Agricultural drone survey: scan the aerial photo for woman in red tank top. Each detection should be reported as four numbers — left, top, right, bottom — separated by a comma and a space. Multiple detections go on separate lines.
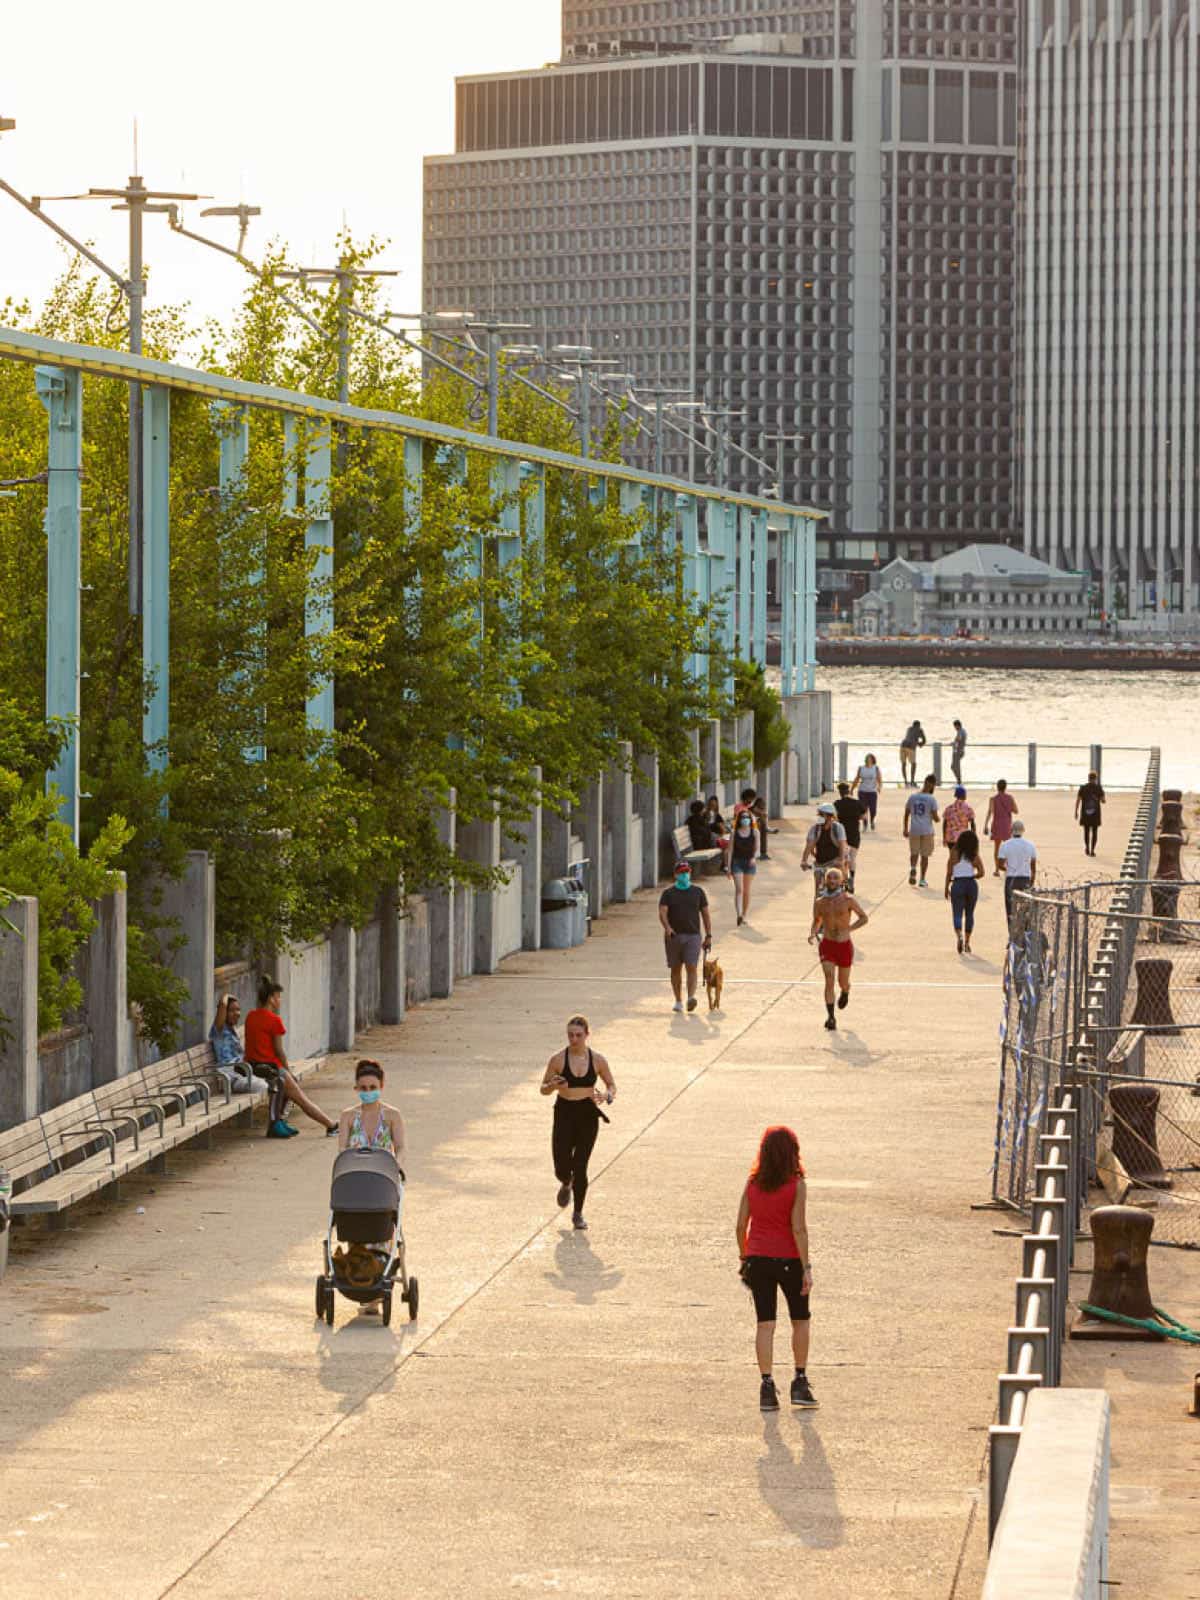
735, 1125, 816, 1411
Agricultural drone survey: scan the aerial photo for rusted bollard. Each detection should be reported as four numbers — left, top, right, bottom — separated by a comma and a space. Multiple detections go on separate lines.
1071, 1204, 1164, 1340
1110, 1083, 1172, 1188
1131, 957, 1179, 1034
1160, 799, 1184, 833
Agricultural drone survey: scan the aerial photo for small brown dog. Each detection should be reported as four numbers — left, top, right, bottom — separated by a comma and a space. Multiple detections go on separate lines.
703, 954, 724, 1011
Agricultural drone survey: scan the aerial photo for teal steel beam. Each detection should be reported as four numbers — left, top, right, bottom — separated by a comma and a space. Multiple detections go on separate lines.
803, 515, 818, 691
737, 505, 752, 662
714, 502, 735, 700
142, 384, 170, 774
0, 326, 827, 525
213, 401, 262, 763
677, 493, 703, 683
304, 425, 334, 737
519, 461, 545, 604
35, 364, 82, 842
752, 510, 768, 666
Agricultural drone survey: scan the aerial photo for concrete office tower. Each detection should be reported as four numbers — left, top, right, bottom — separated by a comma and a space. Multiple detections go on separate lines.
1019, 0, 1200, 618
424, 3, 1019, 561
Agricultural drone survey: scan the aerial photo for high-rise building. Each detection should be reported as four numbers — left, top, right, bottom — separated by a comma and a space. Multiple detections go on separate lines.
424, 3, 1020, 577
1018, 1, 1200, 618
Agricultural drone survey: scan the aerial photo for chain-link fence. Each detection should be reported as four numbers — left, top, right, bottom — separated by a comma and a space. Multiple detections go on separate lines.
989, 751, 1200, 1250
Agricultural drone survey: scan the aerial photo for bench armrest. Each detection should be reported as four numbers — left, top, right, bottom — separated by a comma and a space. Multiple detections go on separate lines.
159, 1077, 212, 1118
88, 1111, 141, 1150
55, 1123, 118, 1166
112, 1098, 167, 1135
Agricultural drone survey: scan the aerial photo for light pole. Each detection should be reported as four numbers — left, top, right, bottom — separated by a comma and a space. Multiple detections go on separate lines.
551, 346, 624, 456
762, 431, 805, 503
702, 407, 746, 489
0, 134, 206, 612
434, 313, 533, 437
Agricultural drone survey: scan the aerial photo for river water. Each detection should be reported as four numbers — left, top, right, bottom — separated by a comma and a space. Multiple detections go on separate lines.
815, 665, 1200, 792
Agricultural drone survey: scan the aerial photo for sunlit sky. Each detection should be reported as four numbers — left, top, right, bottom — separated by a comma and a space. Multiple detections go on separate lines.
1, 0, 560, 334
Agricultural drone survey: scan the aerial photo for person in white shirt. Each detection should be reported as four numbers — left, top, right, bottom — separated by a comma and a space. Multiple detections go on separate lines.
998, 819, 1037, 928
850, 753, 882, 830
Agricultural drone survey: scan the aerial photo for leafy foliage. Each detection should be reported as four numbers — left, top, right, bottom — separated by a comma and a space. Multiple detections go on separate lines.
734, 659, 792, 772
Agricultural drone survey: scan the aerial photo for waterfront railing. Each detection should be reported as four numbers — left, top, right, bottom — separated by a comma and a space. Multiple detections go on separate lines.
835, 739, 1153, 792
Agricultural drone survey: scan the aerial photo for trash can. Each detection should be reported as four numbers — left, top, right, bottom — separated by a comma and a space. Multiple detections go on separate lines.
541, 878, 577, 950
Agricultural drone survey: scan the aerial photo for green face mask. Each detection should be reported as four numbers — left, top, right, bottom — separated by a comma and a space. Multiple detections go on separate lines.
358, 1088, 382, 1104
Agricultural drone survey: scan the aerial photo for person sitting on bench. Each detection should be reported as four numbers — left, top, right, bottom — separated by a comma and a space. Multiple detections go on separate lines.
209, 993, 264, 1096
243, 978, 339, 1140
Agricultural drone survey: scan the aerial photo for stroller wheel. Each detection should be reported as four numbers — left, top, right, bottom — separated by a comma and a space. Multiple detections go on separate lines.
381, 1291, 393, 1328
314, 1276, 328, 1320
406, 1276, 419, 1322
323, 1284, 335, 1327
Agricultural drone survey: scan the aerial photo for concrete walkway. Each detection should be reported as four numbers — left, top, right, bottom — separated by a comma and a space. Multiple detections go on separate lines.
0, 785, 1136, 1599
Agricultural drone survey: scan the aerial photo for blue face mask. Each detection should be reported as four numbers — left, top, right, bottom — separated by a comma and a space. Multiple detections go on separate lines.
358, 1088, 382, 1104
675, 873, 692, 890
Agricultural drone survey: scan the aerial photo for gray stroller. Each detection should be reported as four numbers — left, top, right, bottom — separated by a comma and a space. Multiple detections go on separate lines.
315, 1148, 417, 1327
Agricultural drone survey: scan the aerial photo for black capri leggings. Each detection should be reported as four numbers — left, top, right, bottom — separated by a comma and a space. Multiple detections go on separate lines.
552, 1097, 600, 1212
860, 789, 878, 822
744, 1256, 811, 1323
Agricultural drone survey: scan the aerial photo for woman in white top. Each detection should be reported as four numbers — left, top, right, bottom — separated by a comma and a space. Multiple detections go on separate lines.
851, 754, 882, 830
944, 828, 985, 955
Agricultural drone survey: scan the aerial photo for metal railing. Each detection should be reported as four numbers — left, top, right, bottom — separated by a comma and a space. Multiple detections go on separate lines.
835, 739, 1153, 791
988, 1087, 1082, 1540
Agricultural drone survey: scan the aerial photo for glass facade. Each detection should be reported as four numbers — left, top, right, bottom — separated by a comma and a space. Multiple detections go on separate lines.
562, 2, 855, 58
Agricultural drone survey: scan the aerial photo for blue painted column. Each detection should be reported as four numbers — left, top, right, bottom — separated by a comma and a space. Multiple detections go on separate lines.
752, 509, 768, 666
213, 402, 262, 763
494, 459, 522, 681
677, 493, 703, 683
35, 364, 83, 842
803, 515, 818, 691
519, 461, 545, 584
142, 385, 171, 772
709, 502, 735, 700
782, 518, 799, 697
304, 425, 334, 737
437, 446, 471, 751
737, 505, 753, 662
403, 435, 423, 531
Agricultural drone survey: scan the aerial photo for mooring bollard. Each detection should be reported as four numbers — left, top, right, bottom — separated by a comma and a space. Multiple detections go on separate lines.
1110, 1083, 1172, 1189
1072, 1204, 1163, 1339
1130, 957, 1179, 1034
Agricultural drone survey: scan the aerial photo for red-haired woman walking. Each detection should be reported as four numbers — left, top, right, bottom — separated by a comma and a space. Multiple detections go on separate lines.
735, 1126, 816, 1411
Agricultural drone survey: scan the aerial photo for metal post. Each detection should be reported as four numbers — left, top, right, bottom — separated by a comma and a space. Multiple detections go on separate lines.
35, 364, 83, 842
142, 384, 170, 773
932, 741, 943, 785
127, 177, 145, 618
213, 401, 260, 764
1028, 741, 1038, 788
335, 262, 351, 473
579, 376, 592, 458
1090, 742, 1102, 780
486, 329, 500, 439
304, 425, 334, 737
738, 505, 752, 659
678, 494, 702, 682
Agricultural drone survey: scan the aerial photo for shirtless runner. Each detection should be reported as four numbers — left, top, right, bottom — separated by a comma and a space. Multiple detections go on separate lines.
807, 865, 869, 1031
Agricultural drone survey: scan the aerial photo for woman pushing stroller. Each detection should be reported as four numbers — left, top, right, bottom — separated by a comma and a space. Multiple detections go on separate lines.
338, 1059, 406, 1161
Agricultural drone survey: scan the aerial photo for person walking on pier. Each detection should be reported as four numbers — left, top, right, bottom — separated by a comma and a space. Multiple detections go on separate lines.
950, 720, 968, 785
730, 806, 760, 925
808, 865, 868, 1030
659, 861, 713, 1012
944, 829, 985, 955
802, 803, 849, 897
541, 1016, 615, 1231
834, 781, 867, 891
851, 751, 881, 829
998, 819, 1038, 929
735, 1124, 816, 1411
983, 778, 1018, 875
899, 720, 926, 787
1075, 771, 1106, 857
338, 1059, 406, 1160
941, 786, 975, 853
902, 775, 940, 888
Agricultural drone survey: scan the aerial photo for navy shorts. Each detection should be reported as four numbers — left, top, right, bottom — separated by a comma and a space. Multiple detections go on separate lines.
731, 859, 757, 876
744, 1256, 810, 1322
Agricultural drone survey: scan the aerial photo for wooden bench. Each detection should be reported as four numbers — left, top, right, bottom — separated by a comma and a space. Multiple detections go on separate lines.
0, 1044, 324, 1223
671, 823, 723, 875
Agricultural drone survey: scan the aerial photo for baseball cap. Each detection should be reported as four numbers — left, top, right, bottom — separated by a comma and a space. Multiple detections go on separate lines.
954, 785, 967, 799
817, 803, 836, 816
674, 859, 692, 872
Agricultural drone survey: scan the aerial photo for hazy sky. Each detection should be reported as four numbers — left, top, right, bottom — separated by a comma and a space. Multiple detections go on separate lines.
1, 0, 559, 335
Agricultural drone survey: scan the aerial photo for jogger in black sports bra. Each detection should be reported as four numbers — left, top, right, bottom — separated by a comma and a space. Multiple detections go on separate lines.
540, 1015, 617, 1231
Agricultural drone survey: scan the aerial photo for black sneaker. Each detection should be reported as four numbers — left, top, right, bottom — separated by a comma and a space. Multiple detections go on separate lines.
760, 1375, 780, 1411
908, 868, 917, 885
837, 990, 849, 1010
791, 1374, 818, 1408
556, 1182, 571, 1208
686, 996, 698, 1012
824, 1015, 836, 1031
572, 1212, 588, 1231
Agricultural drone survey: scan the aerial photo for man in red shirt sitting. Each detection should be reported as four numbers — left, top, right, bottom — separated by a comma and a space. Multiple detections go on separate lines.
243, 979, 338, 1139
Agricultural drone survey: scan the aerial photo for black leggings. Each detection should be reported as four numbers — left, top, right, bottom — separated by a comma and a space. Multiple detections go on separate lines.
552, 1099, 599, 1212
1083, 822, 1099, 852
745, 1257, 811, 1323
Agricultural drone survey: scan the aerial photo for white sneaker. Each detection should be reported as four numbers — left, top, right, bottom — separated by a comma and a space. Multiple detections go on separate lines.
672, 1000, 684, 1013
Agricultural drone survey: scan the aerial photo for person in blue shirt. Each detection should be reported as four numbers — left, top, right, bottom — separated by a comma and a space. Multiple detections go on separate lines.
209, 993, 261, 1095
